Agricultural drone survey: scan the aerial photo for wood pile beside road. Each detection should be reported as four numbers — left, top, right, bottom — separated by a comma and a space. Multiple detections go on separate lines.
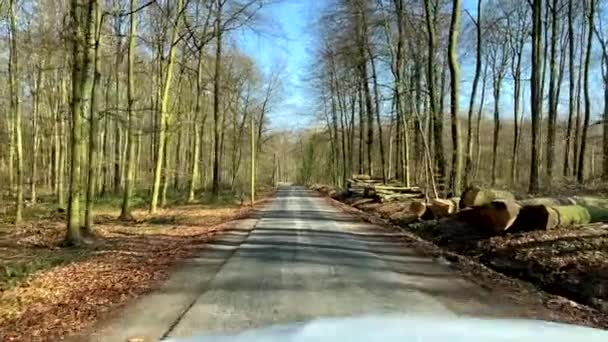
347, 175, 424, 203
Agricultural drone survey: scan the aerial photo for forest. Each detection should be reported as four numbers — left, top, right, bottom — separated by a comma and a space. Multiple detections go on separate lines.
0, 0, 299, 246
2, 0, 608, 339
299, 0, 608, 199
303, 0, 608, 329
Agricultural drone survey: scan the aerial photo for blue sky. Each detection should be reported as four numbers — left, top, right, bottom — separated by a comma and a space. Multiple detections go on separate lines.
238, 0, 604, 131
237, 0, 485, 130
239, 0, 326, 130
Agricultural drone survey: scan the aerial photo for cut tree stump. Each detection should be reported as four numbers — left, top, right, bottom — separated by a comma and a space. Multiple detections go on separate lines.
460, 186, 515, 208
409, 201, 428, 218
429, 198, 458, 218
480, 200, 521, 234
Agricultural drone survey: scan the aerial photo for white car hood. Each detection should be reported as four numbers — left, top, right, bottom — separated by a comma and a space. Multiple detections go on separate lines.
164, 315, 608, 341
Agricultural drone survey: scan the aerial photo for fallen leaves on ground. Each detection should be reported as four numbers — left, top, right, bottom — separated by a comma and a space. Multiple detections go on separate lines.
0, 201, 255, 341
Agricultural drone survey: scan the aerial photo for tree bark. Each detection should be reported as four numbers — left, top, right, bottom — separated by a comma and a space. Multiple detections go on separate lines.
66, 0, 94, 245
423, 0, 445, 188
212, 0, 224, 195
529, 0, 542, 193
120, 0, 137, 219
448, 0, 463, 196
84, 0, 102, 231
9, 0, 24, 224
150, 0, 183, 212
31, 65, 43, 204
546, 0, 559, 186
564, 0, 576, 177
577, 0, 595, 183
465, 0, 482, 188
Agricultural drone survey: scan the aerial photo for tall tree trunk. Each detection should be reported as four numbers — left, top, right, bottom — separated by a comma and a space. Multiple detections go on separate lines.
58, 75, 67, 208
9, 0, 23, 224
546, 0, 559, 186
188, 50, 206, 202
85, 0, 102, 231
465, 0, 482, 188
577, 0, 595, 183
423, 0, 445, 187
66, 0, 94, 245
212, 0, 223, 195
31, 65, 43, 204
120, 0, 137, 219
529, 0, 542, 193
603, 61, 608, 180
491, 73, 503, 186
368, 49, 386, 182
150, 0, 183, 212
511, 52, 522, 185
448, 0, 462, 196
474, 64, 488, 179
358, 84, 364, 174
250, 113, 256, 205
564, 0, 576, 177
573, 22, 585, 176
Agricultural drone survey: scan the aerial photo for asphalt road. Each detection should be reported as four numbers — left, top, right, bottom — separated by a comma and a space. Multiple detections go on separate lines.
88, 186, 529, 341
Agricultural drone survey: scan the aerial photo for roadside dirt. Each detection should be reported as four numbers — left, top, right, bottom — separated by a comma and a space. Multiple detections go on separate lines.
318, 188, 608, 330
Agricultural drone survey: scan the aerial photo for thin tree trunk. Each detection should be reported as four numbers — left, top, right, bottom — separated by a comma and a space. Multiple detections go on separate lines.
85, 0, 102, 231
9, 0, 23, 224
150, 0, 183, 212
491, 74, 503, 186
564, 0, 576, 177
577, 0, 595, 183
31, 65, 43, 204
58, 75, 67, 208
465, 0, 482, 188
546, 0, 559, 186
368, 49, 386, 182
511, 53, 522, 185
212, 0, 223, 195
188, 50, 206, 202
448, 0, 462, 196
474, 64, 488, 179
120, 0, 137, 219
358, 83, 364, 174
424, 0, 445, 187
529, 0, 542, 193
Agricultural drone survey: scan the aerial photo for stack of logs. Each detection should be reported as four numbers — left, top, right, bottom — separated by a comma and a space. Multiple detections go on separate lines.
347, 175, 424, 203
409, 186, 608, 235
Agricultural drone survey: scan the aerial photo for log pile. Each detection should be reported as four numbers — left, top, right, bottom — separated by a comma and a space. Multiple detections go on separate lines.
403, 185, 608, 235
346, 175, 424, 202
455, 187, 608, 235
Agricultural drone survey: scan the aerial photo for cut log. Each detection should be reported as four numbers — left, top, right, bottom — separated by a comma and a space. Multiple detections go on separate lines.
460, 186, 515, 208
519, 197, 577, 206
429, 198, 457, 218
512, 196, 608, 232
410, 201, 428, 218
373, 185, 422, 193
379, 193, 424, 202
352, 198, 375, 208
480, 200, 521, 234
352, 174, 371, 181
513, 205, 588, 231
389, 212, 420, 225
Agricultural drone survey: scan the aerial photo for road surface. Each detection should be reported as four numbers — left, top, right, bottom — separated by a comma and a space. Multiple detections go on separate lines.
88, 187, 531, 341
